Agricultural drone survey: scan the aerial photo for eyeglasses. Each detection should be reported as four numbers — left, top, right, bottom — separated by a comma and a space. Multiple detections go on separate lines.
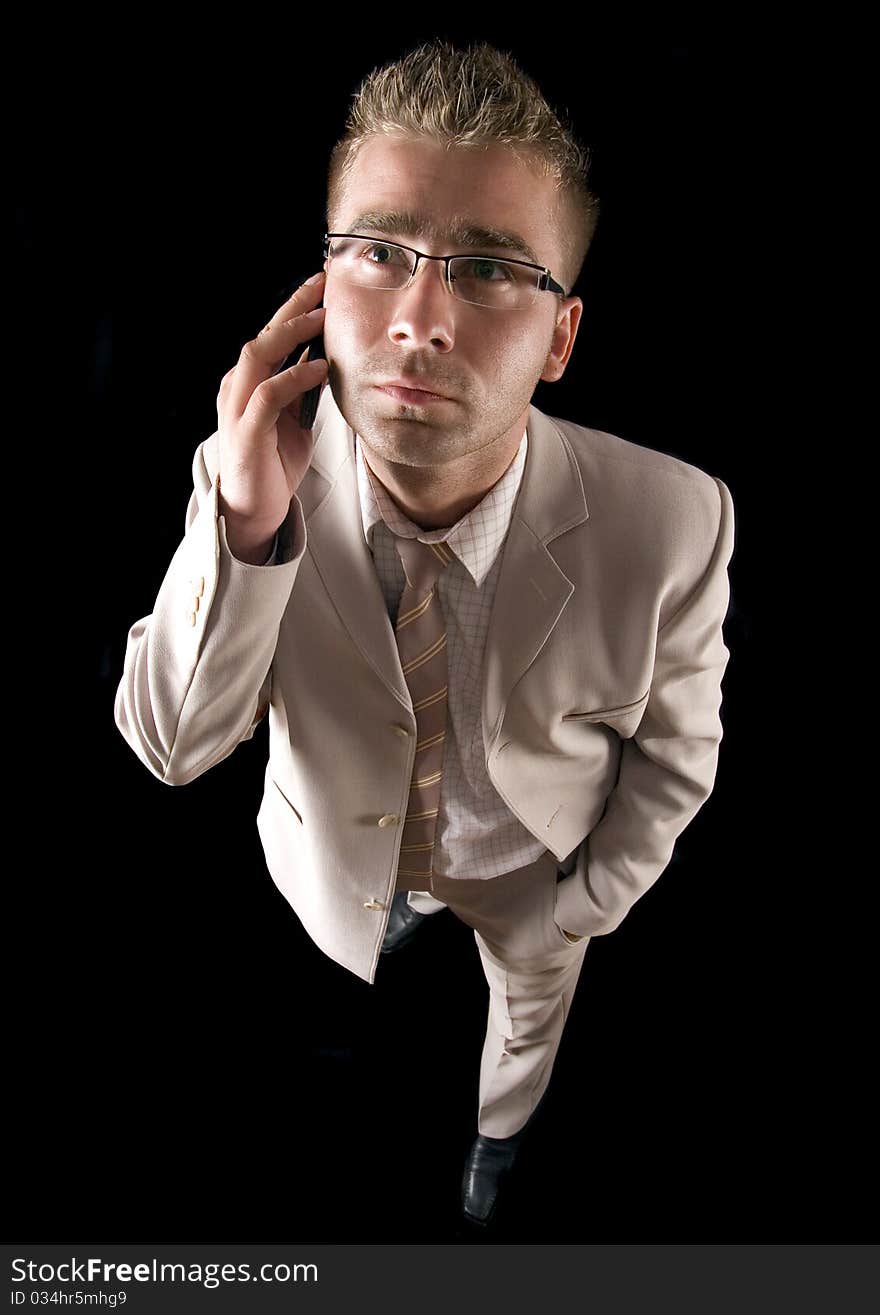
322, 233, 567, 310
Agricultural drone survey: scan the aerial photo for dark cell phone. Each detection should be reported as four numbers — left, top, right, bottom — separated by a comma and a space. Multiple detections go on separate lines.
274, 294, 325, 429
298, 303, 325, 430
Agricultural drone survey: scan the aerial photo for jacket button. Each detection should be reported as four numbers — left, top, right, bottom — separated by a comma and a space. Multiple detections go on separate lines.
186, 611, 197, 626
195, 576, 205, 597
392, 724, 411, 738
363, 899, 384, 910
377, 814, 399, 827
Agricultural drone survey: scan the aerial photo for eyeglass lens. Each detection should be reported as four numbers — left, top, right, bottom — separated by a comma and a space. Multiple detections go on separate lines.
325, 237, 539, 308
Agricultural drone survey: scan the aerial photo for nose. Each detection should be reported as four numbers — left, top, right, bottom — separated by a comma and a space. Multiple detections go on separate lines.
385, 256, 456, 352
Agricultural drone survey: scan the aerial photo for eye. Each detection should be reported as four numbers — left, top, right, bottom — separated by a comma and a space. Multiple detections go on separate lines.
361, 242, 408, 266
459, 258, 513, 282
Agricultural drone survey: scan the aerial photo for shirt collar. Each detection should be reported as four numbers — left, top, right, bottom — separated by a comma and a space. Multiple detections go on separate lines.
355, 427, 528, 588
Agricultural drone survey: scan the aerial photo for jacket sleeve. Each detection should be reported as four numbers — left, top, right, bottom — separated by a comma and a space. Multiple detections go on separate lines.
554, 475, 736, 938
113, 438, 307, 786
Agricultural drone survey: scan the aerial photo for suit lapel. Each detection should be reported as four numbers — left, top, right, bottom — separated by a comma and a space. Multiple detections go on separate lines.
480, 404, 590, 755
296, 390, 590, 736
297, 393, 412, 709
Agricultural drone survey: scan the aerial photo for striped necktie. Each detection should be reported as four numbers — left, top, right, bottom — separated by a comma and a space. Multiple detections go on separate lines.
391, 534, 456, 889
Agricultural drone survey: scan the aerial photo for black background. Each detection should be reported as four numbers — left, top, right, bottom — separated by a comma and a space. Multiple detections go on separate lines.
12, 33, 866, 1244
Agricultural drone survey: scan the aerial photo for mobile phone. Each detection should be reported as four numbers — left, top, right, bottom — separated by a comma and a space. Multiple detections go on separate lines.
298, 303, 325, 430
274, 296, 326, 430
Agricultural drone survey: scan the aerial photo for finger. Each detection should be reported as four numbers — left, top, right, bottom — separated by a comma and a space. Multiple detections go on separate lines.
269, 312, 326, 378
239, 348, 328, 442
217, 365, 236, 411
227, 271, 326, 421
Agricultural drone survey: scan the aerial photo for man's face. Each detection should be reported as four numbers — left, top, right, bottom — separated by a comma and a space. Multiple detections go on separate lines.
322, 136, 583, 472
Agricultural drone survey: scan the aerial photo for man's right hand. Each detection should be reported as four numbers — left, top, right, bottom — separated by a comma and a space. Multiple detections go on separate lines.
215, 269, 329, 561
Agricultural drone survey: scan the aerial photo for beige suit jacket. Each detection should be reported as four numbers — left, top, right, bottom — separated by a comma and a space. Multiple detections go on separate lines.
115, 387, 735, 984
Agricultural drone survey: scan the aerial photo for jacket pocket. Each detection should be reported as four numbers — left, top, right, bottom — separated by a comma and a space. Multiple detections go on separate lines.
561, 690, 650, 723
272, 777, 304, 826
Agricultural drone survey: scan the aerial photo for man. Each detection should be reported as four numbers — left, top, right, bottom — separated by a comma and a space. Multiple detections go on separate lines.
114, 40, 735, 1228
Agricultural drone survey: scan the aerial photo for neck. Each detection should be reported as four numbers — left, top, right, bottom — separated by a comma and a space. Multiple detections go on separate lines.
361, 430, 524, 531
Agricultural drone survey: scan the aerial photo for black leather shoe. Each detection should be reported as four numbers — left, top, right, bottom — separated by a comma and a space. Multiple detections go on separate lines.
381, 890, 436, 954
461, 1131, 526, 1226
460, 1092, 549, 1226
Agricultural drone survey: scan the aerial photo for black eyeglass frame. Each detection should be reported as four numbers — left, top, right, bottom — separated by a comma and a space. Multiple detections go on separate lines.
322, 232, 568, 305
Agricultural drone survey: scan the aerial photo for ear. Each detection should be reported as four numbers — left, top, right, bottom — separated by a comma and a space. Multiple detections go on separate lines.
540, 296, 584, 383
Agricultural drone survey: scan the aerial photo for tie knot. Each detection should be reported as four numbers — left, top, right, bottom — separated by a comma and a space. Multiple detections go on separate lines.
393, 535, 456, 593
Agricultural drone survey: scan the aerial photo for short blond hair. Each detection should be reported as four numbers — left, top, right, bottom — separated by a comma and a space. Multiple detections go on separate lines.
325, 39, 601, 296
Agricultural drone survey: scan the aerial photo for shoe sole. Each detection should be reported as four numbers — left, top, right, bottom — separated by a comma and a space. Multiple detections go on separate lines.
462, 1204, 495, 1227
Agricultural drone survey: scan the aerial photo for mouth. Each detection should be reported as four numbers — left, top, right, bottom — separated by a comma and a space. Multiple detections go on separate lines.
374, 384, 453, 406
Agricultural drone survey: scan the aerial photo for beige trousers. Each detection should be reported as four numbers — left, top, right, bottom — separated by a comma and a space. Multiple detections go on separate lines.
399, 849, 589, 1139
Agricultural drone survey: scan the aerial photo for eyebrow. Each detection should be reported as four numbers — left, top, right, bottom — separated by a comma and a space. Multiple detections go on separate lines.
343, 209, 543, 267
